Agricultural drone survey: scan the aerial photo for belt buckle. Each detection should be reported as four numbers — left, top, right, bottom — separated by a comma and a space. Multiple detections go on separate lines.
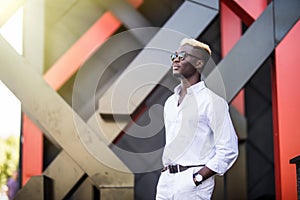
169, 165, 175, 173
169, 165, 174, 173
169, 165, 179, 173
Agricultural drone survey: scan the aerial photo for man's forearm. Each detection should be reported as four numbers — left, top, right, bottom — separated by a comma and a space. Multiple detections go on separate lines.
198, 166, 216, 181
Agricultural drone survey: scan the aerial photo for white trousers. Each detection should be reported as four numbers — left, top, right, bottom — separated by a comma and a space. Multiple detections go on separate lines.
156, 167, 214, 200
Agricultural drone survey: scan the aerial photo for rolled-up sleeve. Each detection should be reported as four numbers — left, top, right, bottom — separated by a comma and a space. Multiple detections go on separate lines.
205, 99, 239, 175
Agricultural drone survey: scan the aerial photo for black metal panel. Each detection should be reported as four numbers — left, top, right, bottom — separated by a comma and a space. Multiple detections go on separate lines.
198, 16, 222, 70
290, 156, 300, 200
245, 58, 275, 200
43, 136, 61, 170
274, 0, 300, 45
138, 0, 184, 27
205, 3, 275, 103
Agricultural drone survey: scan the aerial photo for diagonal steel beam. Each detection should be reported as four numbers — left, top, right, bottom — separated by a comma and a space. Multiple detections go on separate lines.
88, 113, 128, 143
274, 0, 300, 44
0, 35, 134, 195
99, 0, 219, 115
98, 0, 153, 45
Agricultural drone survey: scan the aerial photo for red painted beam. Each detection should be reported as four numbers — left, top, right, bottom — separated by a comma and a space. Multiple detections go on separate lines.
234, 0, 267, 20
22, 115, 43, 186
222, 0, 267, 26
272, 21, 300, 200
43, 12, 121, 90
220, 2, 244, 114
220, 0, 267, 114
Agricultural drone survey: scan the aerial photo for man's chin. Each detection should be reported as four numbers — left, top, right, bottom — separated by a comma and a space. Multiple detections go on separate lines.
173, 72, 183, 79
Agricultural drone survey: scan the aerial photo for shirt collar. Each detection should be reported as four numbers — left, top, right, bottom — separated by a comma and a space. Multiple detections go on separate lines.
174, 81, 206, 95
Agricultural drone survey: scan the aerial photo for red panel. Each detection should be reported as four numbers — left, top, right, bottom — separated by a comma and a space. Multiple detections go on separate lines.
220, 2, 244, 115
222, 0, 267, 26
235, 0, 267, 20
43, 12, 121, 90
22, 114, 43, 186
220, 2, 242, 56
273, 21, 300, 200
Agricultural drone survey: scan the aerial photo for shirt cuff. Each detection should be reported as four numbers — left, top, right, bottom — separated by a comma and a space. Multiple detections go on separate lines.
205, 160, 228, 176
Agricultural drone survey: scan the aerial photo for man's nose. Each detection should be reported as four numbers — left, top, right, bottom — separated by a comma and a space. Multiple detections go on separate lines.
173, 55, 180, 62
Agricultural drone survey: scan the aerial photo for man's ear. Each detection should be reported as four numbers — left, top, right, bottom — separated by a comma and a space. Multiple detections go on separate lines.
195, 60, 204, 72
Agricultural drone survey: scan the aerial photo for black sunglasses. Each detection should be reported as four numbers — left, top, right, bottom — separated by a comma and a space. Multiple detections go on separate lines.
170, 51, 199, 62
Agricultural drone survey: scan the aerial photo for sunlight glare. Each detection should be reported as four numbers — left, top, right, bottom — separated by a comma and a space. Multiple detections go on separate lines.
0, 7, 23, 55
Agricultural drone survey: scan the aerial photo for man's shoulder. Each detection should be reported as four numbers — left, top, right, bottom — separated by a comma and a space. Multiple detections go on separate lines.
202, 88, 228, 110
164, 93, 175, 105
204, 87, 227, 101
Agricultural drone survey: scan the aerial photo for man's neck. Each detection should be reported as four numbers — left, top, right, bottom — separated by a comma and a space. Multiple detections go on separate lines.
180, 75, 201, 93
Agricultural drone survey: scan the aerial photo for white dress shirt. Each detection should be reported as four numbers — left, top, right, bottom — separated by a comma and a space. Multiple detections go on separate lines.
162, 81, 238, 175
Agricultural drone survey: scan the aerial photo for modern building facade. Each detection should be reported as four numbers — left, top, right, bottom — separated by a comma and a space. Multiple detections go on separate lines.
0, 0, 300, 199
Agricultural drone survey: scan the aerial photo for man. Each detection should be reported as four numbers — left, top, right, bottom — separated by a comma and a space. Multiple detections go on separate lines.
156, 38, 239, 199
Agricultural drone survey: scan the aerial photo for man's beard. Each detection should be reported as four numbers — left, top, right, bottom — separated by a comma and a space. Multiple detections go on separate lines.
173, 68, 198, 80
173, 72, 184, 79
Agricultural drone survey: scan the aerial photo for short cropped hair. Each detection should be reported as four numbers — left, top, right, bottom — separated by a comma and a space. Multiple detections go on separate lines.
180, 38, 211, 66
180, 38, 212, 55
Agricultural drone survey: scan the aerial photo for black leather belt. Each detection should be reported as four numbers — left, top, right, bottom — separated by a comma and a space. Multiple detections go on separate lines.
161, 164, 204, 173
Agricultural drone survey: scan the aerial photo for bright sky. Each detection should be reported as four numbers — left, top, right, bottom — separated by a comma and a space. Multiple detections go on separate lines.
0, 81, 21, 138
0, 7, 23, 138
0, 7, 23, 54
